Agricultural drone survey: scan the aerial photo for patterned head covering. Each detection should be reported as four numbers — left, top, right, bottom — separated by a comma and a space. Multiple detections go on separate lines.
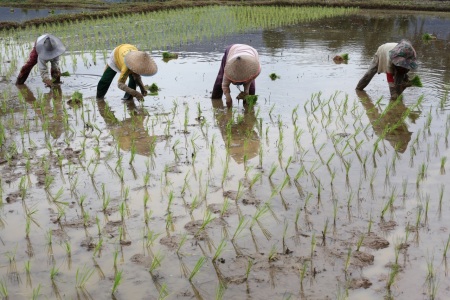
389, 40, 418, 70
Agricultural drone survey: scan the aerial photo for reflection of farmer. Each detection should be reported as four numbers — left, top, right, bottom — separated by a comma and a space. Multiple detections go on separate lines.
16, 34, 66, 87
356, 90, 416, 153
356, 40, 418, 100
211, 44, 261, 108
16, 84, 64, 139
97, 100, 158, 156
212, 99, 260, 164
96, 44, 157, 102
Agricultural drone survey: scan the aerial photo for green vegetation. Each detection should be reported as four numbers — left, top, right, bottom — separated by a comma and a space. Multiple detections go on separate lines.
269, 73, 280, 80
410, 75, 423, 87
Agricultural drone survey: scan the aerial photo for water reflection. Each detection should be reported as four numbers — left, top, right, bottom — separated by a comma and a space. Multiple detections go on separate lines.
211, 99, 260, 164
97, 100, 161, 156
17, 84, 64, 139
0, 7, 83, 23
356, 90, 418, 153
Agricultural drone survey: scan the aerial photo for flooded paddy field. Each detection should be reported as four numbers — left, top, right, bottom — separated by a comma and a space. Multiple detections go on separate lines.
0, 6, 450, 300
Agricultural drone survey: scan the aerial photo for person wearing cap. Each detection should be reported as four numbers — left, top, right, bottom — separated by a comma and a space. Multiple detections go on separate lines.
212, 44, 261, 108
16, 34, 66, 87
96, 44, 157, 101
356, 40, 418, 100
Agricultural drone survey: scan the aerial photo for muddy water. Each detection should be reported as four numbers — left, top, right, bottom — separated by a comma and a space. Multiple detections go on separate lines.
1, 9, 450, 300
0, 7, 85, 22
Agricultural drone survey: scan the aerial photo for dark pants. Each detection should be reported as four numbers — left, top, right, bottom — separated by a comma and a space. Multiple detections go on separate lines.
16, 44, 59, 84
96, 66, 136, 99
211, 45, 255, 99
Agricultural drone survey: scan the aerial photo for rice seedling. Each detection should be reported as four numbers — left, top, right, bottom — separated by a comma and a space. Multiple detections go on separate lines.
386, 263, 399, 292
76, 265, 94, 288
269, 73, 280, 80
250, 204, 272, 240
231, 216, 248, 242
321, 218, 329, 245
198, 209, 216, 233
440, 156, 447, 174
189, 256, 206, 282
220, 197, 230, 218
64, 241, 71, 258
213, 239, 227, 262
299, 262, 308, 287
268, 244, 278, 262
156, 282, 169, 300
443, 234, 450, 259
50, 265, 59, 280
162, 52, 178, 59
176, 234, 188, 256
215, 282, 226, 300
32, 284, 41, 300
344, 248, 352, 275
310, 233, 316, 259
356, 235, 365, 251
0, 280, 8, 298
111, 270, 123, 294
149, 251, 165, 273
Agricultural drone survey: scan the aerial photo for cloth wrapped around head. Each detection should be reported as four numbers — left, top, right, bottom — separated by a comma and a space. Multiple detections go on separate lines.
36, 34, 66, 60
224, 55, 261, 83
124, 51, 158, 76
389, 40, 418, 70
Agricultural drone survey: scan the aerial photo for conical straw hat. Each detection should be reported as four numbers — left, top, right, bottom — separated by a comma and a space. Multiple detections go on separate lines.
35, 34, 66, 61
224, 55, 260, 82
124, 51, 158, 76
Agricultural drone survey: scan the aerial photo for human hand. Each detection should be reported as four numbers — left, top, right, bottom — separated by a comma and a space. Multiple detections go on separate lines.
237, 91, 248, 100
43, 78, 53, 87
140, 88, 148, 97
136, 92, 144, 101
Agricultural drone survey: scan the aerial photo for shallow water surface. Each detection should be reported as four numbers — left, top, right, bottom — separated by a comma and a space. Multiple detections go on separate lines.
0, 7, 84, 22
0, 9, 450, 300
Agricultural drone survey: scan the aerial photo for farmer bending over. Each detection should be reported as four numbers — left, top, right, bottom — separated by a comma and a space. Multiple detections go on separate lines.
356, 40, 418, 100
16, 34, 66, 87
96, 44, 157, 101
212, 44, 261, 108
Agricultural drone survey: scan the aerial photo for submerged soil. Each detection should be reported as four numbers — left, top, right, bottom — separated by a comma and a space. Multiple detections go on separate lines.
0, 7, 450, 300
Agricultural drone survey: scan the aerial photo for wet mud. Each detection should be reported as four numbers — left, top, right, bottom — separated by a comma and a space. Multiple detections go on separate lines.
0, 8, 449, 300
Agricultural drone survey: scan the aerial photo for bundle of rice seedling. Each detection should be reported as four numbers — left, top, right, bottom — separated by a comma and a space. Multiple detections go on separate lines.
269, 73, 280, 80
410, 75, 423, 87
245, 95, 258, 106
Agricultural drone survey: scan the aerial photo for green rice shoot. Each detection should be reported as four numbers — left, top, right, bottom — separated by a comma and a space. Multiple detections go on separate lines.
411, 75, 423, 87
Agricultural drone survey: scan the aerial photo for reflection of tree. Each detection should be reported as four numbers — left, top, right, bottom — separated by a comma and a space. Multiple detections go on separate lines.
211, 99, 260, 164
17, 84, 64, 139
356, 90, 419, 153
97, 100, 160, 156
262, 28, 287, 54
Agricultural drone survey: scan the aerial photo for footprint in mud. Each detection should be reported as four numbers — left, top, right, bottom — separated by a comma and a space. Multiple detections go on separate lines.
352, 250, 374, 267
362, 233, 389, 250
348, 277, 372, 289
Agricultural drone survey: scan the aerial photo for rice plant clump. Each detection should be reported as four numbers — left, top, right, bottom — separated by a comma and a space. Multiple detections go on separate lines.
410, 75, 423, 87
269, 73, 280, 80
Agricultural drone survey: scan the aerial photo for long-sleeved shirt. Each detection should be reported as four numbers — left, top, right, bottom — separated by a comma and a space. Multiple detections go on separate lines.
374, 43, 397, 74
107, 44, 138, 84
36, 34, 60, 81
222, 44, 260, 97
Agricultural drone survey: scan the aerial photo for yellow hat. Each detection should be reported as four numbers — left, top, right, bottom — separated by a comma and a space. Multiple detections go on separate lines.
124, 51, 158, 76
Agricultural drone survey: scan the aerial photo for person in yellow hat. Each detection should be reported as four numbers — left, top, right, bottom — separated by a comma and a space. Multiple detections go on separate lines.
16, 34, 66, 87
211, 44, 261, 108
96, 44, 157, 101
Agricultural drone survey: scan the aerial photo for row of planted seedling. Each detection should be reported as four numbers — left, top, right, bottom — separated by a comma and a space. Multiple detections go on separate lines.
0, 6, 359, 81
1, 88, 450, 299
